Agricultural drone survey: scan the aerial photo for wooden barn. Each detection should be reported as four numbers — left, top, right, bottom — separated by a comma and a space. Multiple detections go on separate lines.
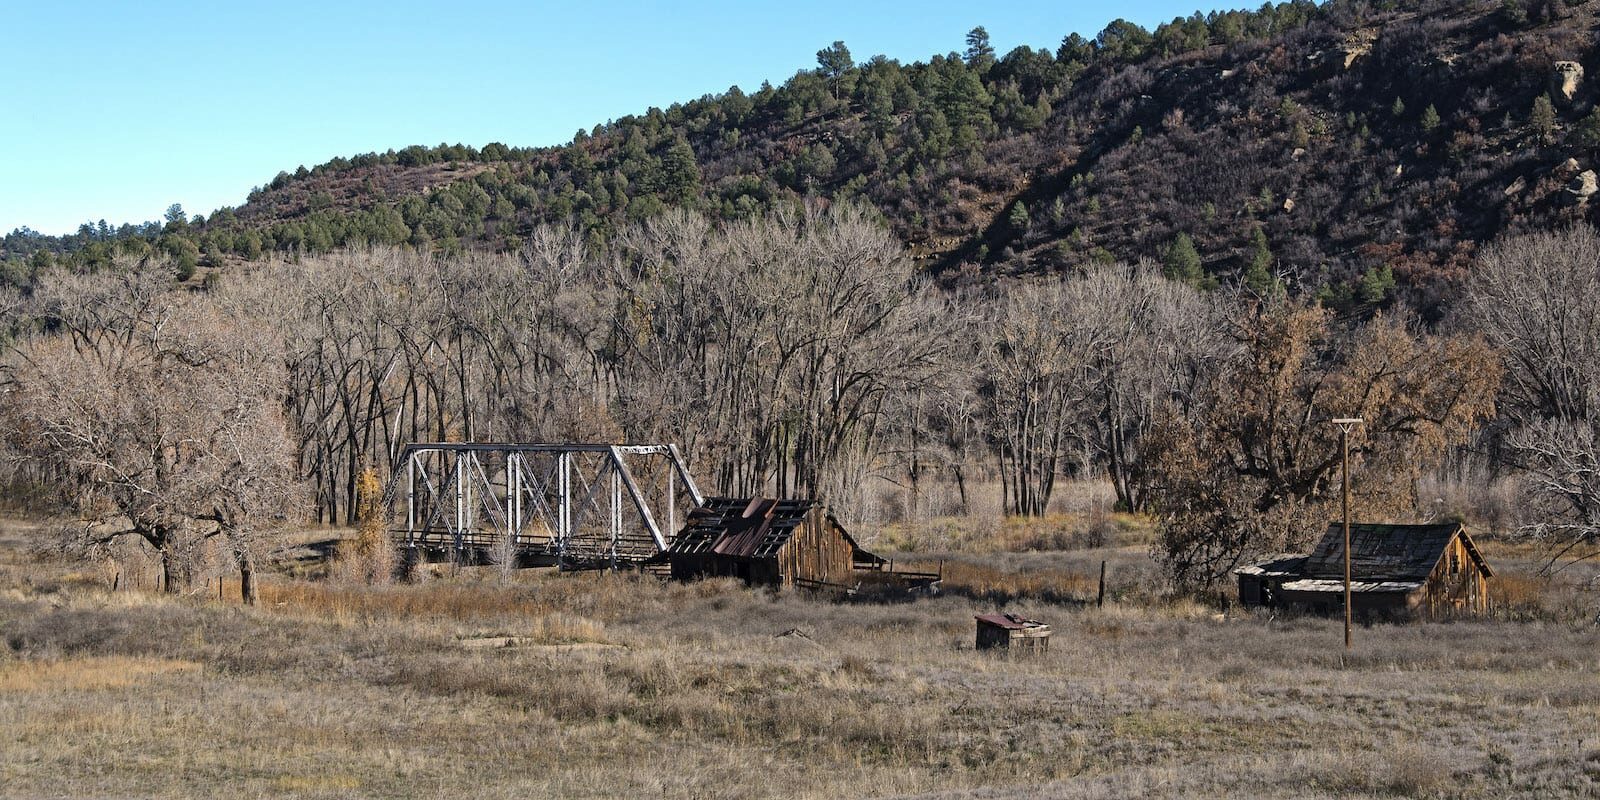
1235, 522, 1493, 617
658, 497, 882, 588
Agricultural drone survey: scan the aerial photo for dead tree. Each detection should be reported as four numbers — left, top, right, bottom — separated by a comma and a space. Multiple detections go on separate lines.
1467, 226, 1600, 565
978, 277, 1106, 516
3, 265, 302, 600
1077, 263, 1221, 513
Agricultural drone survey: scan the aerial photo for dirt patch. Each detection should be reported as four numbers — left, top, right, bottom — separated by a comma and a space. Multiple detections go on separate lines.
456, 637, 622, 652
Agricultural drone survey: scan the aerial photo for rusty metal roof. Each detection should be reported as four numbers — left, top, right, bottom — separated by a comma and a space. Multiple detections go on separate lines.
665, 496, 820, 559
975, 613, 1048, 630
1299, 522, 1490, 582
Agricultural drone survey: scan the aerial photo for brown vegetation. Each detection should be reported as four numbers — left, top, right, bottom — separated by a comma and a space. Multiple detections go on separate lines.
20, 219, 1600, 603
1147, 299, 1501, 589
1, 270, 300, 602
331, 467, 395, 585
0, 517, 1596, 798
11, 208, 1600, 603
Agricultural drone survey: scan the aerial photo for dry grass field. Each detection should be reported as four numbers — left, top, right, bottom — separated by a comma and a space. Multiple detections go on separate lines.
2, 514, 1599, 799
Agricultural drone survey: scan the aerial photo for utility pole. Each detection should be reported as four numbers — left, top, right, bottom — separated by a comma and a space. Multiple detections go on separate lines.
1332, 418, 1363, 650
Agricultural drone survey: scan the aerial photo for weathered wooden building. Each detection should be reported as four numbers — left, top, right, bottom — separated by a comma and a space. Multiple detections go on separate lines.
975, 613, 1052, 651
658, 497, 882, 588
1236, 522, 1493, 617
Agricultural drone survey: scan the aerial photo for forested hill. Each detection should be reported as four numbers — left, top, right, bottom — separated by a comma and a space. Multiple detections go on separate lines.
9, 0, 1600, 315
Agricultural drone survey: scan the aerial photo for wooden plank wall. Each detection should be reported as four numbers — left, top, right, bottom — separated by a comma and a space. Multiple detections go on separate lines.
1424, 534, 1490, 615
777, 507, 853, 586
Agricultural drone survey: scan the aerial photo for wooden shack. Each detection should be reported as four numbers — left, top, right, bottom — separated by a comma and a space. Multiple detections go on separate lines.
975, 613, 1051, 651
1235, 522, 1493, 617
659, 497, 881, 588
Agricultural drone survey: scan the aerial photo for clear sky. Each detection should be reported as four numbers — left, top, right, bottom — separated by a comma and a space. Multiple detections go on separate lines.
3, 1, 1224, 235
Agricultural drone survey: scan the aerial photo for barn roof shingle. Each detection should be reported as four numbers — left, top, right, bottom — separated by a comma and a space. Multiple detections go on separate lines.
1299, 522, 1492, 582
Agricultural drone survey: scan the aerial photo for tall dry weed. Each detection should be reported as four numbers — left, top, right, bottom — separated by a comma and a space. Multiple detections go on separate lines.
331, 467, 394, 585
907, 559, 1098, 604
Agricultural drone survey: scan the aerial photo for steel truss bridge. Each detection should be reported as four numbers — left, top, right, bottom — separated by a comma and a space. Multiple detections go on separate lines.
388, 443, 704, 570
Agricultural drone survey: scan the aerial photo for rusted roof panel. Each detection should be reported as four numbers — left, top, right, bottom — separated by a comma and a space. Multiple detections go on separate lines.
975, 613, 1047, 630
665, 496, 819, 558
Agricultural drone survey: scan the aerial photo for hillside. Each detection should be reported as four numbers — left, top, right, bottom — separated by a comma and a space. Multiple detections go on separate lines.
9, 0, 1600, 315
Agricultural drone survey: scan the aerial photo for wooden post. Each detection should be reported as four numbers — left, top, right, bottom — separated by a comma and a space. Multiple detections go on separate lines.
1097, 560, 1107, 608
1342, 427, 1351, 649
1332, 417, 1362, 650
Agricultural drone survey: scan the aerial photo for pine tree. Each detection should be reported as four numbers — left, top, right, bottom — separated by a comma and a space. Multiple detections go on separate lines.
1243, 227, 1279, 295
1359, 265, 1395, 304
816, 41, 853, 100
1163, 233, 1203, 285
1573, 108, 1600, 147
1096, 19, 1152, 61
939, 67, 993, 132
1420, 104, 1441, 133
660, 136, 702, 202
1292, 120, 1311, 149
1008, 201, 1030, 234
965, 26, 995, 69
1531, 94, 1557, 144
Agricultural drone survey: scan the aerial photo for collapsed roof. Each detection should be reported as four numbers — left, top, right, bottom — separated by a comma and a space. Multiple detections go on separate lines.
663, 496, 879, 563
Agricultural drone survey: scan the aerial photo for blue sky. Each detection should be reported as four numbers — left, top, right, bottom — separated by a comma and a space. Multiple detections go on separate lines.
3, 1, 1224, 235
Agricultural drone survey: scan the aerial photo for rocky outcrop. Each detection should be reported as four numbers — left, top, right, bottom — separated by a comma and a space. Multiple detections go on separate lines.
1553, 61, 1584, 104
1342, 29, 1378, 69
1567, 169, 1597, 204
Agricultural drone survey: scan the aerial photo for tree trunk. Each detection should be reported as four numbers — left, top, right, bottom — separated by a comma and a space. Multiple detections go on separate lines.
161, 551, 171, 593
161, 548, 182, 594
239, 551, 259, 605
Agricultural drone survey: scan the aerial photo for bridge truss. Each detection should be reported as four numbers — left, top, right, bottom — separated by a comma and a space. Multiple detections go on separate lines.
389, 443, 704, 569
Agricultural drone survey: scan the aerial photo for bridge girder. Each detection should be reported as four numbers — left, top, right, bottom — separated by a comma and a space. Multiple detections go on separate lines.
387, 442, 703, 569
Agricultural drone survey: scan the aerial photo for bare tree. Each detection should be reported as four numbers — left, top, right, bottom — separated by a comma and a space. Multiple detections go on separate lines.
611, 204, 955, 504
1077, 263, 1221, 513
1466, 226, 1600, 564
970, 264, 1217, 518
2, 265, 301, 601
977, 277, 1107, 516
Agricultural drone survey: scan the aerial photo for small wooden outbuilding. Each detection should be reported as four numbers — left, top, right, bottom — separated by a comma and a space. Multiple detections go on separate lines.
1236, 521, 1493, 617
659, 497, 881, 588
975, 613, 1051, 651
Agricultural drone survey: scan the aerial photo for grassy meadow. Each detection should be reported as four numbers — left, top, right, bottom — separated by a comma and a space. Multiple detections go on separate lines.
1, 511, 1598, 799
